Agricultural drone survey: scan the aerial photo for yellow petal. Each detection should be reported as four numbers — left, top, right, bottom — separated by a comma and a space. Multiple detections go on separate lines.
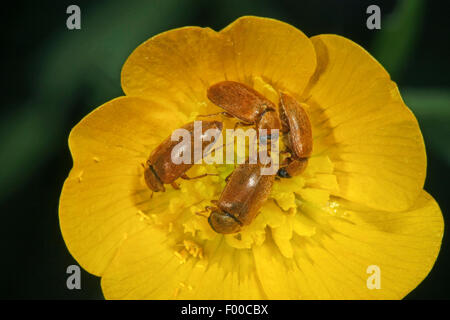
121, 17, 317, 116
220, 16, 317, 95
272, 217, 294, 258
121, 27, 229, 115
297, 187, 330, 206
59, 97, 188, 276
101, 228, 265, 299
253, 191, 443, 299
292, 214, 316, 237
307, 34, 426, 211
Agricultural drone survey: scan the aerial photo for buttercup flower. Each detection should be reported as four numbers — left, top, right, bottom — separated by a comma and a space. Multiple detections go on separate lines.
59, 16, 443, 299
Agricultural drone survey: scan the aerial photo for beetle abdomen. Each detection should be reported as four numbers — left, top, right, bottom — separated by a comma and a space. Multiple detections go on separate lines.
149, 120, 223, 184
207, 81, 275, 123
216, 163, 275, 227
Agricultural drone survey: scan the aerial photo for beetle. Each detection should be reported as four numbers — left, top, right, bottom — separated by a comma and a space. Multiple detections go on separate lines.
204, 81, 281, 139
206, 163, 275, 234
143, 120, 223, 193
277, 92, 313, 178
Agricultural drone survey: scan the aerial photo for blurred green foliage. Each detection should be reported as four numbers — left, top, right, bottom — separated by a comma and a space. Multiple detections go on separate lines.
372, 0, 425, 79
1, 0, 197, 201
403, 89, 450, 165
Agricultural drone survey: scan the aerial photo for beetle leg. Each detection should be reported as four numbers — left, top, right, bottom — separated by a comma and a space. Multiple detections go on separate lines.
280, 155, 294, 166
171, 182, 180, 190
195, 211, 208, 218
197, 111, 233, 118
180, 173, 219, 180
196, 205, 214, 218
224, 172, 233, 182
233, 121, 253, 130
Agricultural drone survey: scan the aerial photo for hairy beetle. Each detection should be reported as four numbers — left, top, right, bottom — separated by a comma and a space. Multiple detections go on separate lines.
277, 92, 313, 178
143, 120, 223, 192
207, 163, 275, 234
205, 81, 281, 139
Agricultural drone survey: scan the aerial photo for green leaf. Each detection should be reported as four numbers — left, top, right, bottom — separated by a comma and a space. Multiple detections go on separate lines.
372, 0, 425, 79
0, 0, 198, 202
402, 87, 450, 165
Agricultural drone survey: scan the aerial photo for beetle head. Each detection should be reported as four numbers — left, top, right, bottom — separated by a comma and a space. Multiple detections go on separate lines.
277, 167, 291, 178
143, 161, 165, 192
208, 208, 241, 234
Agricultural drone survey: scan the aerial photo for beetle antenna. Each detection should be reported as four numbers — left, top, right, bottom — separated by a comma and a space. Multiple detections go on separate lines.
195, 211, 208, 218
196, 206, 214, 218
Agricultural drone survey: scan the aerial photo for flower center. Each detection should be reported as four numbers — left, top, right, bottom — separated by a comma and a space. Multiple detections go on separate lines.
137, 76, 339, 259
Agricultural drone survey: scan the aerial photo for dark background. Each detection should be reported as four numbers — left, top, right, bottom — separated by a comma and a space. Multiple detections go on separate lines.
0, 0, 449, 299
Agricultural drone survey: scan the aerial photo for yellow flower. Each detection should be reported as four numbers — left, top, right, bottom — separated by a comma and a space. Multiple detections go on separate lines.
59, 16, 443, 299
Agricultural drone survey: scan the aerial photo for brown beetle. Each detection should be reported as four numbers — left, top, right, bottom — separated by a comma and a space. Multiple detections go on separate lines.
205, 81, 281, 139
143, 120, 223, 192
207, 163, 275, 234
277, 92, 313, 178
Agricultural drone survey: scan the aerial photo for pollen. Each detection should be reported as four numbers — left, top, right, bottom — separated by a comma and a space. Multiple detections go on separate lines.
173, 240, 204, 264
173, 287, 180, 298
183, 240, 204, 259
325, 200, 342, 216
136, 210, 149, 222
77, 170, 84, 182
174, 249, 188, 264
150, 214, 162, 225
